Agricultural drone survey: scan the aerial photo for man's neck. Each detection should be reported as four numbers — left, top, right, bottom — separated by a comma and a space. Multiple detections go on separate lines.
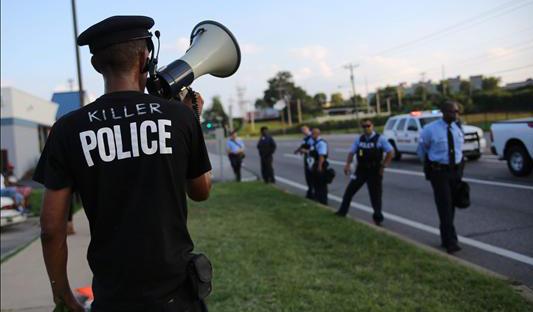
103, 72, 144, 94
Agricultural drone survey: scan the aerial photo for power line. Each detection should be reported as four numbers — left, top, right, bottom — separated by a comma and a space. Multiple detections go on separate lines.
374, 0, 532, 57
489, 64, 533, 74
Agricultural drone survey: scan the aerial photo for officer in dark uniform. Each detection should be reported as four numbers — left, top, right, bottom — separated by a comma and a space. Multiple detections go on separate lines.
34, 16, 212, 311
294, 125, 314, 198
308, 128, 329, 204
417, 101, 464, 254
335, 119, 393, 225
257, 126, 277, 183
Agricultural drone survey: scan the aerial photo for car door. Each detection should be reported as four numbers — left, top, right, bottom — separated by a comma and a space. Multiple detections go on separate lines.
394, 118, 408, 152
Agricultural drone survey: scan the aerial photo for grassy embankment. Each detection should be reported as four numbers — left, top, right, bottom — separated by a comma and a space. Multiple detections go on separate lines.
188, 182, 532, 311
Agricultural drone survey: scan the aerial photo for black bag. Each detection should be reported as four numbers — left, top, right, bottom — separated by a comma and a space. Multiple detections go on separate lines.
454, 180, 470, 209
325, 167, 336, 184
187, 253, 213, 300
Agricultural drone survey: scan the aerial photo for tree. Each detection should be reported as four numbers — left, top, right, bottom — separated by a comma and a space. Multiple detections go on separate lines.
202, 96, 228, 126
482, 77, 500, 91
330, 92, 344, 106
261, 71, 321, 118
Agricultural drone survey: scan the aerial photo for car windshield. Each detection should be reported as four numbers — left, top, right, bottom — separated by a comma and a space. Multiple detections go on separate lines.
420, 117, 440, 127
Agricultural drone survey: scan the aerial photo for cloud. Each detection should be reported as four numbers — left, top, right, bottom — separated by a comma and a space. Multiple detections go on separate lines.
161, 37, 190, 54
242, 43, 263, 55
290, 45, 334, 78
293, 67, 313, 80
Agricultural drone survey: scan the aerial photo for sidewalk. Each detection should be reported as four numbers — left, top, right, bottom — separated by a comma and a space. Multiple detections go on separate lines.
1, 211, 92, 311
208, 152, 257, 182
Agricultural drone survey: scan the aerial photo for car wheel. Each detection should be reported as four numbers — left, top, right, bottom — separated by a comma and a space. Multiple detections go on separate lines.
391, 141, 402, 161
466, 154, 481, 161
506, 145, 532, 177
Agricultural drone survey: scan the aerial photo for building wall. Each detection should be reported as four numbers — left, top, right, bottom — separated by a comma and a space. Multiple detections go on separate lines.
0, 121, 40, 178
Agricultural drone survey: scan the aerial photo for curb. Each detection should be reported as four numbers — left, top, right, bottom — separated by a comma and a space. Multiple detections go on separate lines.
272, 184, 533, 304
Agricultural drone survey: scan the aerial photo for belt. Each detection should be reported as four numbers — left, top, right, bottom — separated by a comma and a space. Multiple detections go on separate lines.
429, 162, 459, 170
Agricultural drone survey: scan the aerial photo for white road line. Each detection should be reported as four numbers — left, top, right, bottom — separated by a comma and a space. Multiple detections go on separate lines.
275, 175, 533, 267
283, 154, 533, 191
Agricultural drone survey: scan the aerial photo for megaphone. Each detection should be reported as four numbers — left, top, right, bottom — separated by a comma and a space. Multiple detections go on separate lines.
147, 20, 241, 99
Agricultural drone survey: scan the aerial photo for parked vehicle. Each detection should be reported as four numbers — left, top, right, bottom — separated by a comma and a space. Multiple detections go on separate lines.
383, 111, 486, 161
1, 197, 27, 228
490, 118, 533, 177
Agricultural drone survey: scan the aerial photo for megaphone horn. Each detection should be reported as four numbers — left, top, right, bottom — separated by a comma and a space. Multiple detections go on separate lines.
148, 20, 241, 99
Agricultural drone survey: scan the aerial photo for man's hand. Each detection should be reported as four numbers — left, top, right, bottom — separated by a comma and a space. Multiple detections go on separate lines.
54, 290, 84, 312
344, 163, 351, 176
379, 166, 385, 176
182, 90, 204, 115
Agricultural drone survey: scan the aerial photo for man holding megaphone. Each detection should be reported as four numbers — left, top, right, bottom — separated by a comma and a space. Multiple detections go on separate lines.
34, 15, 240, 311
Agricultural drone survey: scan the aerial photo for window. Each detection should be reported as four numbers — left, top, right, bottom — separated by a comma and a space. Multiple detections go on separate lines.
407, 119, 418, 131
419, 117, 439, 128
396, 118, 406, 131
385, 119, 397, 130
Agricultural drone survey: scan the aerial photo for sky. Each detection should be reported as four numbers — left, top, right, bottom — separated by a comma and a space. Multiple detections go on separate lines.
1, 0, 532, 116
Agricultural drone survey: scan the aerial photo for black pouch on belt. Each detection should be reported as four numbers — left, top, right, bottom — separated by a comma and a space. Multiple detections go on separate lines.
187, 253, 213, 300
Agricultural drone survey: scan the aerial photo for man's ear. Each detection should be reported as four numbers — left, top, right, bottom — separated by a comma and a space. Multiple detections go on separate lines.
140, 49, 150, 74
91, 56, 102, 74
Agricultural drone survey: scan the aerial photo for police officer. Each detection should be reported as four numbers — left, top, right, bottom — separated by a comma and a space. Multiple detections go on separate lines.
309, 128, 329, 204
294, 125, 314, 198
417, 101, 464, 254
257, 126, 277, 183
335, 119, 393, 225
34, 16, 212, 311
227, 130, 245, 181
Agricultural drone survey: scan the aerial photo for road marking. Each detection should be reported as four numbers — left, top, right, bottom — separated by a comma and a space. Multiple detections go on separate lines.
275, 175, 533, 267
283, 154, 533, 191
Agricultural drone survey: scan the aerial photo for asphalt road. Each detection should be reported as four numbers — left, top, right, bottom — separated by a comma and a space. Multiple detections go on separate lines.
207, 134, 533, 288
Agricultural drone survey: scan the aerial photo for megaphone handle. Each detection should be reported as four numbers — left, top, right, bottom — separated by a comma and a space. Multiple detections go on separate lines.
186, 87, 201, 122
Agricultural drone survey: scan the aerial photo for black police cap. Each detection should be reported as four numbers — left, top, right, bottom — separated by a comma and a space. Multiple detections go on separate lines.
77, 16, 154, 53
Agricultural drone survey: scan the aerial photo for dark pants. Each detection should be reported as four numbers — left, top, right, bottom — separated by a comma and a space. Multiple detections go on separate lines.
312, 170, 328, 205
337, 170, 383, 223
304, 158, 314, 199
260, 154, 275, 183
429, 167, 461, 248
228, 154, 242, 182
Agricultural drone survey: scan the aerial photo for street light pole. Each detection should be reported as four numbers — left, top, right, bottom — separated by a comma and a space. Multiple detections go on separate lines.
71, 0, 84, 107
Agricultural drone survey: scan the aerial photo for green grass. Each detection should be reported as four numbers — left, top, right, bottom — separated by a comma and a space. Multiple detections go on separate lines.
27, 188, 81, 217
188, 182, 532, 312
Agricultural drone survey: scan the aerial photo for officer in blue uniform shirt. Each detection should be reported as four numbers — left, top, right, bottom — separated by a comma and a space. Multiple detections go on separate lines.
336, 119, 393, 225
308, 128, 329, 204
227, 130, 245, 181
417, 101, 464, 254
294, 125, 314, 198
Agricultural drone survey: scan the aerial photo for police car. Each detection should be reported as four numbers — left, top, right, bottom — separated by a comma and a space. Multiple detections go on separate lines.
383, 110, 486, 161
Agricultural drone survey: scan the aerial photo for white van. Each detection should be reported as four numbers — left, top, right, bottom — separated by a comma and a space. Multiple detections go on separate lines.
383, 111, 486, 161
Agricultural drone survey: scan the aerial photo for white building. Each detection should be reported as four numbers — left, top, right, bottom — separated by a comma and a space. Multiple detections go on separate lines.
504, 78, 533, 90
1, 87, 58, 179
470, 75, 483, 91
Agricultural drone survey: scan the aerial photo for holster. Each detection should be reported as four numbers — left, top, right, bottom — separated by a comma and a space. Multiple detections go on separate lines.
187, 253, 213, 300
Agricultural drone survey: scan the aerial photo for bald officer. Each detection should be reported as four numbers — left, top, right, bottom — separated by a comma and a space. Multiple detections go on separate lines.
34, 16, 212, 311
418, 101, 464, 254
309, 128, 329, 205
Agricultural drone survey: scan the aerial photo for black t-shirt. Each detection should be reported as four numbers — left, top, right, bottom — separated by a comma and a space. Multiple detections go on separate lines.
33, 91, 211, 309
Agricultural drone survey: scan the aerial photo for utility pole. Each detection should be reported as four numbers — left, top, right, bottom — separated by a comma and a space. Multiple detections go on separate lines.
276, 80, 292, 128
441, 65, 447, 97
297, 98, 302, 124
376, 89, 381, 115
71, 0, 84, 107
396, 85, 403, 110
344, 63, 360, 121
364, 76, 370, 113
228, 104, 234, 132
420, 72, 427, 105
